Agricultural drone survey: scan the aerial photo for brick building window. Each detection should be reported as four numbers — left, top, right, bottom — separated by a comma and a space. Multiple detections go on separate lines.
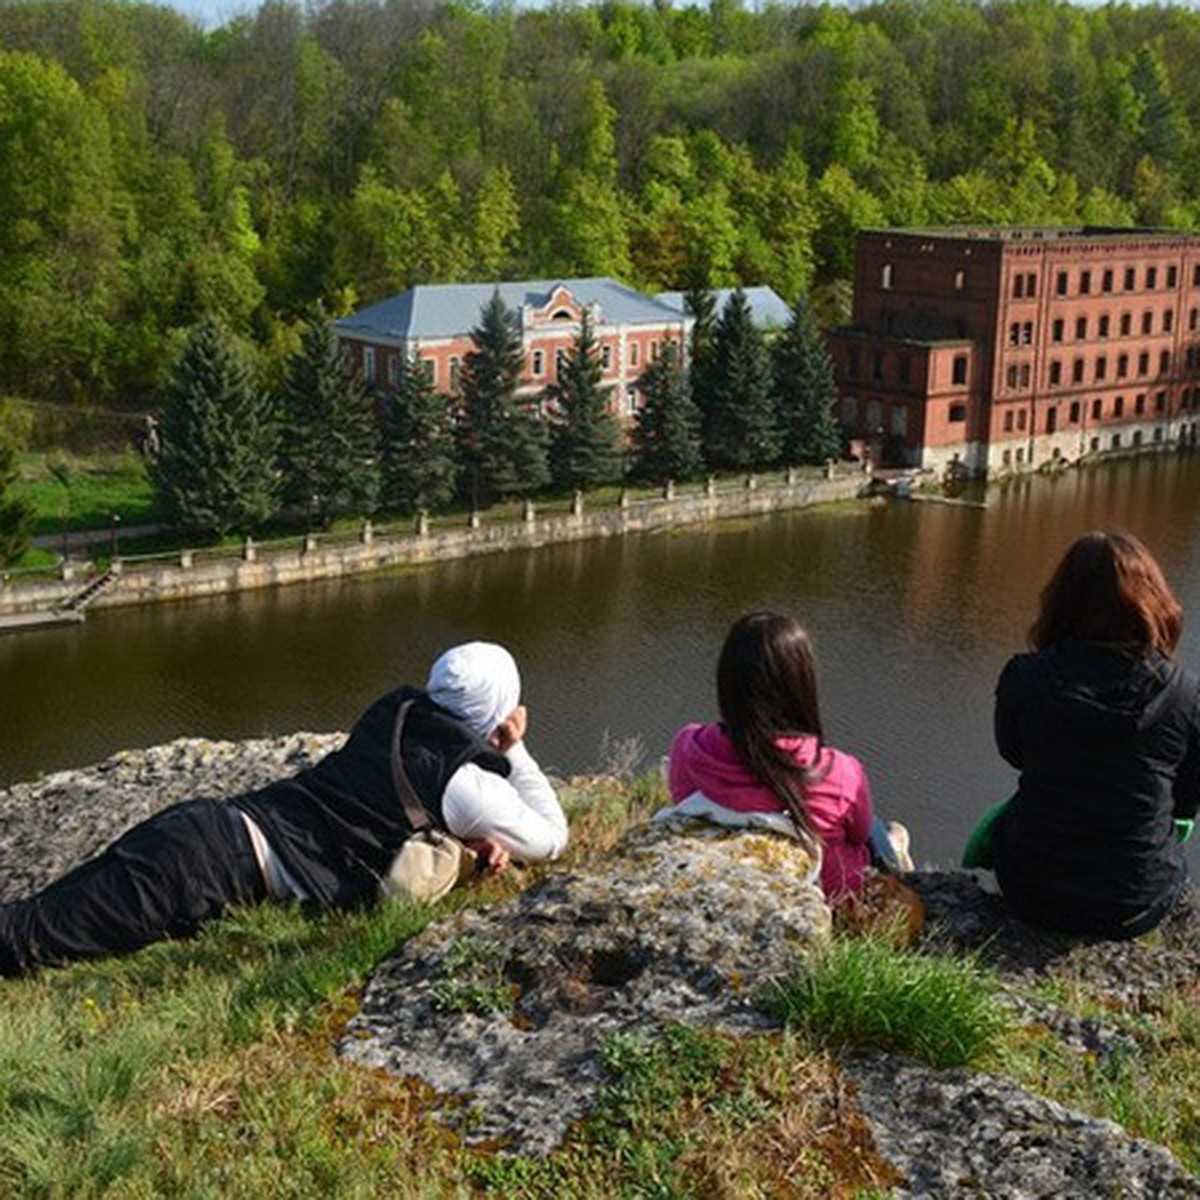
1164, 309, 1174, 333
1013, 275, 1024, 299
1125, 266, 1136, 290
1017, 409, 1028, 431
1006, 364, 1018, 389
881, 263, 894, 289
1026, 273, 1037, 297
1095, 356, 1107, 382
1022, 322, 1033, 344
1102, 268, 1114, 293
420, 357, 435, 385
363, 346, 376, 384
1191, 308, 1199, 331
1120, 312, 1132, 336
1147, 266, 1158, 289
1161, 349, 1171, 374
1069, 401, 1081, 423
532, 349, 544, 375
1052, 318, 1064, 342
601, 344, 613, 370
952, 355, 968, 384
386, 352, 399, 386
1114, 396, 1124, 417
1194, 264, 1200, 287
1156, 390, 1166, 412
1049, 361, 1062, 386
1020, 364, 1031, 387
449, 356, 461, 390
873, 352, 884, 380
555, 348, 568, 375
1139, 351, 1150, 375
1118, 353, 1129, 378
1093, 398, 1103, 420
1009, 322, 1020, 347
1099, 314, 1110, 337
1142, 311, 1153, 334
1169, 265, 1179, 288
1056, 270, 1068, 296
1004, 411, 1014, 432
630, 343, 639, 368
948, 403, 967, 423
1135, 394, 1146, 415
1075, 315, 1088, 340
1046, 408, 1058, 434
1080, 270, 1092, 295
1073, 358, 1085, 383
1113, 433, 1122, 449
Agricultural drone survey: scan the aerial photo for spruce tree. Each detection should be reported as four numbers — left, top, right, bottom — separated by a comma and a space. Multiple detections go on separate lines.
705, 289, 777, 471
631, 340, 703, 485
380, 351, 457, 513
278, 317, 380, 526
684, 283, 717, 439
456, 291, 548, 506
773, 296, 842, 466
0, 433, 31, 566
548, 310, 622, 491
152, 320, 278, 538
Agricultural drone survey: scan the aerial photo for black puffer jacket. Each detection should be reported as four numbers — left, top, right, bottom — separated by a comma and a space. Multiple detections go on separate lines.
993, 641, 1200, 938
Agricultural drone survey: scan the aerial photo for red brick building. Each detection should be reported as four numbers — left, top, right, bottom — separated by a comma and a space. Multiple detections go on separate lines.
828, 228, 1200, 477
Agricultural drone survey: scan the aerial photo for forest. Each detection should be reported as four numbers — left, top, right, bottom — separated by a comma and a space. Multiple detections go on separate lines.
2, 0, 1200, 419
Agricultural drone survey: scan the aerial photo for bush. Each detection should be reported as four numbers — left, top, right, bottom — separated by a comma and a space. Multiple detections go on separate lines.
763, 937, 1009, 1069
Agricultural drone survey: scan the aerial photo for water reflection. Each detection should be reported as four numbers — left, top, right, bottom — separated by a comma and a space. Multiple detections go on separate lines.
5, 454, 1200, 865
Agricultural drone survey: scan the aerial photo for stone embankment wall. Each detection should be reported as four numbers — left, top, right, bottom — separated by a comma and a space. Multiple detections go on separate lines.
0, 473, 865, 617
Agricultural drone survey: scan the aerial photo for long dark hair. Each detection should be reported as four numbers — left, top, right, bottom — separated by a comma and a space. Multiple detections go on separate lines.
1031, 528, 1182, 657
717, 611, 826, 846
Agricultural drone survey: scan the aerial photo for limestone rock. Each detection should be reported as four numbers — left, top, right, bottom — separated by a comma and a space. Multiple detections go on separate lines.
339, 819, 830, 1153
847, 1052, 1200, 1198
0, 734, 343, 902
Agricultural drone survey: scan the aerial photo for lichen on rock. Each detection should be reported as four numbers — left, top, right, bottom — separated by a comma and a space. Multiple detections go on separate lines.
339, 818, 830, 1153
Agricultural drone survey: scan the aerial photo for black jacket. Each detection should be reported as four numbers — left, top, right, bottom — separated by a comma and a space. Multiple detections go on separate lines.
233, 687, 509, 910
993, 641, 1200, 937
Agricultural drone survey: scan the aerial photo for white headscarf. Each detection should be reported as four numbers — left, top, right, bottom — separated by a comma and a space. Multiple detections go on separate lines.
426, 641, 521, 738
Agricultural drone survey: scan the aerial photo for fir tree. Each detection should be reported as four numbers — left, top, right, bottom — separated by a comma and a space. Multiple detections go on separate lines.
380, 351, 457, 513
152, 320, 278, 538
684, 283, 717, 436
773, 296, 842, 466
456, 291, 548, 506
547, 310, 622, 491
705, 289, 777, 471
0, 433, 31, 566
278, 316, 380, 526
631, 340, 703, 485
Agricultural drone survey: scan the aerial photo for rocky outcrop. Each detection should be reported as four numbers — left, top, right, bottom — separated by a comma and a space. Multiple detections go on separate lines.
3, 744, 1199, 1193
340, 818, 830, 1153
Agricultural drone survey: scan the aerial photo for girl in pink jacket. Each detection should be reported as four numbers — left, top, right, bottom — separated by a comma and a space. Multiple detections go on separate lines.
668, 611, 911, 899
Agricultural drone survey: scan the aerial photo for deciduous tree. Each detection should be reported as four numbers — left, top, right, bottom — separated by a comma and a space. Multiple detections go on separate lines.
0, 433, 31, 567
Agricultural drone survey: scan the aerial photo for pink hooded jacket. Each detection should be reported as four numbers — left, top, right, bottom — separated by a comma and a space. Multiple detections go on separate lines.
667, 722, 875, 897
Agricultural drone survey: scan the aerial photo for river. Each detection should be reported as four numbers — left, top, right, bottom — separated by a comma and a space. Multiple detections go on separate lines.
6, 452, 1200, 866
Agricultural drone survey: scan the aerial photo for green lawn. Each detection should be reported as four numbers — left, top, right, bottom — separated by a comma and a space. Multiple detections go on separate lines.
14, 452, 158, 537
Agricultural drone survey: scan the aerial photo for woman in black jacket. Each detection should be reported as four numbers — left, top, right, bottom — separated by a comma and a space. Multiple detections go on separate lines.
993, 529, 1200, 939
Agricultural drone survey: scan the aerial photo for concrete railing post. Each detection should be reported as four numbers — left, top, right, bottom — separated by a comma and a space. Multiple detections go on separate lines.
179, 549, 193, 570
786, 466, 797, 486
469, 510, 481, 530
572, 489, 584, 517
303, 533, 318, 554
825, 459, 836, 480
416, 510, 430, 537
523, 498, 535, 523
745, 474, 757, 491
619, 490, 630, 510
706, 475, 717, 498
663, 479, 676, 501
243, 537, 256, 563
361, 520, 374, 546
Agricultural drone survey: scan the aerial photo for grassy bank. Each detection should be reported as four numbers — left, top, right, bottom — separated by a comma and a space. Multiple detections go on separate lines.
1, 776, 1196, 1196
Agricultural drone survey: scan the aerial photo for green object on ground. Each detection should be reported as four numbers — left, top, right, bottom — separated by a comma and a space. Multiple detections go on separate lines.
961, 798, 1012, 870
1175, 818, 1195, 844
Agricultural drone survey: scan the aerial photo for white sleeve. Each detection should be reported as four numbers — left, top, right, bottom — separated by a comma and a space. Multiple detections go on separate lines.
441, 742, 569, 862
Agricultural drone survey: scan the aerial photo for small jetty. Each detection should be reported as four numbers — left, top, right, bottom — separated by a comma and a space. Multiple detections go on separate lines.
0, 568, 118, 636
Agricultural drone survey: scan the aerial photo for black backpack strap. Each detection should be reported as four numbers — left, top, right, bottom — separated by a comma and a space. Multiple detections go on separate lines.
390, 698, 430, 832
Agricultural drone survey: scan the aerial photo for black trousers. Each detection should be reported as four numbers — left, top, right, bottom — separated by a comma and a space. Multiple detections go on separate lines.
0, 799, 267, 977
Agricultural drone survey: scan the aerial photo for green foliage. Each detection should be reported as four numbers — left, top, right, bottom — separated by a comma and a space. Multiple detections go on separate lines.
631, 340, 703, 484
763, 938, 1009, 1069
547, 310, 623, 491
429, 935, 516, 1016
278, 316, 379, 526
703, 288, 777, 472
380, 352, 456, 514
773, 296, 842, 466
151, 321, 278, 538
456, 291, 549, 505
0, 433, 32, 566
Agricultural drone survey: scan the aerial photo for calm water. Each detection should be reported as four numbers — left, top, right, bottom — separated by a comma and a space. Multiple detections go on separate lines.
6, 454, 1200, 866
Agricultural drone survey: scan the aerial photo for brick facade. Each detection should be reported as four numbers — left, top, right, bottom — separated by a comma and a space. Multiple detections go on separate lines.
829, 228, 1200, 477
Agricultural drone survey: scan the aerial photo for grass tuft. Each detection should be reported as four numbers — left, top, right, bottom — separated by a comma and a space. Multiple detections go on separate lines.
763, 937, 1010, 1069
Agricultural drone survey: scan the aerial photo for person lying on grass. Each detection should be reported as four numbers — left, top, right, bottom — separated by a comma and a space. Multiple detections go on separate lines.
0, 641, 567, 976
